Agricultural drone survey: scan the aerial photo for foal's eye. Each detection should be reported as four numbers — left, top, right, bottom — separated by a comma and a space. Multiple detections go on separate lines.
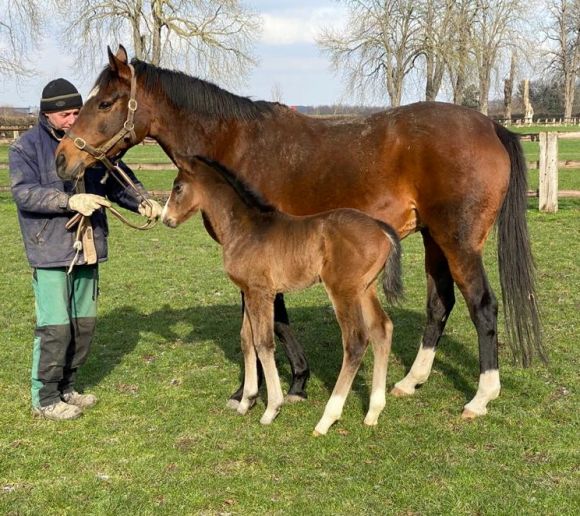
98, 101, 113, 110
173, 183, 183, 194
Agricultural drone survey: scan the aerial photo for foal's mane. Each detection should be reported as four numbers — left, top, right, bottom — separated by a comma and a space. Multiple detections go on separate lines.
95, 59, 274, 121
194, 156, 276, 214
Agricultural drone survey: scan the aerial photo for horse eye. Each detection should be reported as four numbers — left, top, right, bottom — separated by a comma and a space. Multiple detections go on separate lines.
173, 183, 183, 194
98, 101, 113, 110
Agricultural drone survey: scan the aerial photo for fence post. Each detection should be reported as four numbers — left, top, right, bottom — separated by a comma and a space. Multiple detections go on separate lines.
538, 132, 559, 213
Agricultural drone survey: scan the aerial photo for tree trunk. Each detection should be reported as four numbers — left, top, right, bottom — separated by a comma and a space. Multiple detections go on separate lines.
503, 52, 516, 121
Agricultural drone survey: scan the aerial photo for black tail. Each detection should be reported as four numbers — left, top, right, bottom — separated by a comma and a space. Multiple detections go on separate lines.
377, 221, 404, 305
495, 123, 546, 366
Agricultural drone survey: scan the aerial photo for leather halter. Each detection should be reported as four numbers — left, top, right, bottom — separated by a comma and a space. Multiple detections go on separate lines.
63, 62, 157, 232
66, 63, 138, 165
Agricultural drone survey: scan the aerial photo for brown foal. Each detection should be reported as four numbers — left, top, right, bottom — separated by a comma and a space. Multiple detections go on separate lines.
162, 155, 403, 435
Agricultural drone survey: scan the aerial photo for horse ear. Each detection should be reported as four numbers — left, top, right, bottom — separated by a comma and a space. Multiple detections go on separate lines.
107, 44, 132, 82
173, 153, 189, 171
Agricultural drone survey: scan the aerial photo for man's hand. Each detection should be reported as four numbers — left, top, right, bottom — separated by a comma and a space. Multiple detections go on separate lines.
138, 199, 163, 219
68, 194, 111, 216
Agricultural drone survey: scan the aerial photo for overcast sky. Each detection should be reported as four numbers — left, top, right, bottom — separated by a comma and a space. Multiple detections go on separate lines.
0, 1, 358, 109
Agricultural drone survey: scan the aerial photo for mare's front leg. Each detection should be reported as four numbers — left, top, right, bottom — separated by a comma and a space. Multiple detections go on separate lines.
273, 293, 310, 402
245, 291, 285, 425
392, 231, 455, 396
227, 293, 308, 408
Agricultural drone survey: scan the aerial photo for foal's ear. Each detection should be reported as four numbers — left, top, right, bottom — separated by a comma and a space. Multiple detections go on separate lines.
107, 44, 132, 82
173, 153, 193, 173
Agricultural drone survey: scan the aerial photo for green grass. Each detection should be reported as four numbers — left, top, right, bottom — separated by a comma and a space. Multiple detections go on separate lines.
0, 191, 578, 514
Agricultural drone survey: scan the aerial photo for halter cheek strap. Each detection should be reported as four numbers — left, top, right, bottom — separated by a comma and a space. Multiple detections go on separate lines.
66, 63, 138, 161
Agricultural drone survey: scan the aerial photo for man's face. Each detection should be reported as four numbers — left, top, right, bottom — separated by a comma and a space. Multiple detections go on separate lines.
46, 109, 80, 131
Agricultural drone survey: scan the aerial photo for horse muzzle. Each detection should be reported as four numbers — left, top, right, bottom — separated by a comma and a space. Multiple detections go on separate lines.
55, 151, 86, 181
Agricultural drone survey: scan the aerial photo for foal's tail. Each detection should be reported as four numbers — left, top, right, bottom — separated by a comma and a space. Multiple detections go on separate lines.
377, 221, 404, 305
495, 123, 546, 366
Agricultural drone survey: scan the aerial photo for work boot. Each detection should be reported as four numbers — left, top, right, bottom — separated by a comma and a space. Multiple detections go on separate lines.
62, 390, 98, 409
32, 401, 82, 421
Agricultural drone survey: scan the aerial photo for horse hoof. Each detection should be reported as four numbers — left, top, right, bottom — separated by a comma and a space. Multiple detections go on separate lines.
390, 386, 413, 397
285, 394, 306, 404
363, 418, 378, 427
461, 408, 481, 420
312, 429, 323, 437
226, 398, 240, 410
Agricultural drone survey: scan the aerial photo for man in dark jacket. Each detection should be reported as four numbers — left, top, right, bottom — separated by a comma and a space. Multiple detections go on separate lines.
10, 78, 162, 421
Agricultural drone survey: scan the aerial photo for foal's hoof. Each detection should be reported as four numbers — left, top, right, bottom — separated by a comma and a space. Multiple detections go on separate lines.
461, 408, 484, 420
285, 394, 307, 404
390, 386, 413, 397
312, 429, 324, 437
226, 398, 240, 411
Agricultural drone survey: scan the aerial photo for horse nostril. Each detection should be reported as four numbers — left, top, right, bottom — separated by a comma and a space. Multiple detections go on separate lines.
56, 153, 66, 171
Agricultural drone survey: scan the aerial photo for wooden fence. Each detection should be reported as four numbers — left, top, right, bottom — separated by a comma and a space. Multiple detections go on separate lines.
530, 131, 580, 213
1, 125, 577, 212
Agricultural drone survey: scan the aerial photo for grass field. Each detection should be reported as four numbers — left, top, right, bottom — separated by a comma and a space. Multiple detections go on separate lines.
0, 178, 578, 514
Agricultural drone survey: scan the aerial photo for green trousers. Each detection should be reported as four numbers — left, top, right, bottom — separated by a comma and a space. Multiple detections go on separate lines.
31, 265, 98, 408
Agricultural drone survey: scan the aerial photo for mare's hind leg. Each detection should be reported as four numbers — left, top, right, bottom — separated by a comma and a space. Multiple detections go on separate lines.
361, 287, 394, 427
314, 297, 369, 436
392, 230, 455, 396
446, 252, 500, 418
227, 293, 308, 408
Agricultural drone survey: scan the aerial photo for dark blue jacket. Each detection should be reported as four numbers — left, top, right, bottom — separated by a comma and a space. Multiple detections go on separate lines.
10, 114, 147, 268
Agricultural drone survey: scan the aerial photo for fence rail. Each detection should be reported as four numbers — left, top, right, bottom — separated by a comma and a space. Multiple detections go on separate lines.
0, 125, 576, 212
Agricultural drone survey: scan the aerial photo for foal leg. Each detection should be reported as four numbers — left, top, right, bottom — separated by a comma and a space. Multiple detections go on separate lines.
361, 289, 394, 427
314, 298, 368, 436
245, 293, 285, 425
227, 293, 308, 408
237, 308, 259, 416
392, 231, 455, 396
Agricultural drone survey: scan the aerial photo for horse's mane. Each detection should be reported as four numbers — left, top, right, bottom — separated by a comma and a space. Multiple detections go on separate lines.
194, 156, 276, 214
95, 59, 275, 121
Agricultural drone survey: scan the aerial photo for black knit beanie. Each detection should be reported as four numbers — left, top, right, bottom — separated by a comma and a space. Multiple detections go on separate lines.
40, 78, 83, 113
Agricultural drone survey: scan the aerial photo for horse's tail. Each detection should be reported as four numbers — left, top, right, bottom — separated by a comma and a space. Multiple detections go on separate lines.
495, 123, 546, 367
377, 221, 404, 305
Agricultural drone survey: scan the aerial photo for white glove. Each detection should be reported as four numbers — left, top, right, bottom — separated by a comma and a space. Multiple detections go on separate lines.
68, 194, 111, 216
138, 199, 163, 219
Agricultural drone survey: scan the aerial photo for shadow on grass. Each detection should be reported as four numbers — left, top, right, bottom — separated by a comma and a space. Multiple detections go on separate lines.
83, 301, 483, 406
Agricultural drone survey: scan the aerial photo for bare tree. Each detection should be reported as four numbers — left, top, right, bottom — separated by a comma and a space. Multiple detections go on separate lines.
545, 0, 580, 119
317, 0, 421, 107
471, 0, 524, 115
55, 0, 262, 87
503, 51, 517, 120
443, 0, 478, 105
417, 0, 455, 101
0, 0, 45, 77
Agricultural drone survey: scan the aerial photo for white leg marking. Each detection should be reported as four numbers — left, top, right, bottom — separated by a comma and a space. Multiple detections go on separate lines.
314, 394, 346, 436
463, 370, 501, 417
364, 389, 386, 426
393, 343, 436, 395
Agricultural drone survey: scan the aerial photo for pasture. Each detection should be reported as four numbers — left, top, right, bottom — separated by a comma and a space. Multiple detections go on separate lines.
0, 137, 578, 514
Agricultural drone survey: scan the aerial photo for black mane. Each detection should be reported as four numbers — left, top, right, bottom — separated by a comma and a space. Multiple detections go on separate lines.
141, 59, 275, 120
194, 156, 276, 213
95, 59, 274, 121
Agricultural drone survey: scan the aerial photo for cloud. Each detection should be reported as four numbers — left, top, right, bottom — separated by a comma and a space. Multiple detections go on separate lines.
260, 7, 346, 45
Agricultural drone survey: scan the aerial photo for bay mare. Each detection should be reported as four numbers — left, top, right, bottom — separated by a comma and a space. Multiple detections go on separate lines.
162, 155, 403, 435
55, 46, 546, 419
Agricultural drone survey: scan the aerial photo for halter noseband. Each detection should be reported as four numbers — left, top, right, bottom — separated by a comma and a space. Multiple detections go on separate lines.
63, 62, 157, 232
66, 62, 138, 165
